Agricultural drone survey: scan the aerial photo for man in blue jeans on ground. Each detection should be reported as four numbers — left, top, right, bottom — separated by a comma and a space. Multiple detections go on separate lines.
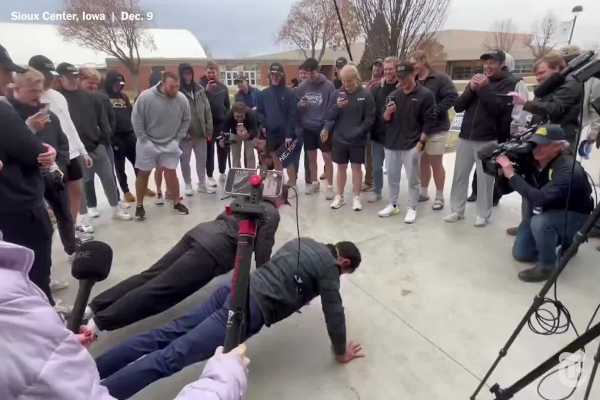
496, 125, 594, 282
96, 238, 365, 399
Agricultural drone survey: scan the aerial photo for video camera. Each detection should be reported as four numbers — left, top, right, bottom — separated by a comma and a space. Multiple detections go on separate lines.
479, 125, 539, 178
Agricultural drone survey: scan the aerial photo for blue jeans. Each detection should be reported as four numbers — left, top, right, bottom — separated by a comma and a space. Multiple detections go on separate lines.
512, 209, 588, 269
97, 286, 265, 399
371, 141, 385, 195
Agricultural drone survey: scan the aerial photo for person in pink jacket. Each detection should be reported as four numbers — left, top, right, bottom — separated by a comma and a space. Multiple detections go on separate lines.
0, 239, 249, 400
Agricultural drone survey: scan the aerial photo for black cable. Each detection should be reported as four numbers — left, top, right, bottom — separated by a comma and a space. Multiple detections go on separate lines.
289, 186, 302, 298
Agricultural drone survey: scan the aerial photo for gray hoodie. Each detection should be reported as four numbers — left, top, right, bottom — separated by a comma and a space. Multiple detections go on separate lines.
131, 84, 191, 144
294, 73, 336, 133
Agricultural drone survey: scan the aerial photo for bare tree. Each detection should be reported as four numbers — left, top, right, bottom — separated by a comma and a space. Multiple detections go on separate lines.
277, 0, 361, 63
352, 0, 450, 61
524, 12, 558, 59
484, 19, 518, 52
59, 0, 154, 92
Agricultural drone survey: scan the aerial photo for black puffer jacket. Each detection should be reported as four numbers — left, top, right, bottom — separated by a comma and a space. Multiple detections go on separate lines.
524, 77, 583, 146
454, 71, 518, 141
103, 70, 134, 135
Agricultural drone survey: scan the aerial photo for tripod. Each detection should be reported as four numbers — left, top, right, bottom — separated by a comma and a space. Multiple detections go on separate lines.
472, 202, 600, 399
223, 174, 265, 352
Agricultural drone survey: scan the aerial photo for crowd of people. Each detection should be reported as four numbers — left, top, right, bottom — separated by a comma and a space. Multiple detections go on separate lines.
1, 39, 599, 399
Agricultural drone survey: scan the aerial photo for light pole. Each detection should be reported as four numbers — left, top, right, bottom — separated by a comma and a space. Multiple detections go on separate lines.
568, 5, 583, 45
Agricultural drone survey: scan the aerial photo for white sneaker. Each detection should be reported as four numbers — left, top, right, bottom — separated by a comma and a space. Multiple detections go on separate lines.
88, 207, 100, 218
219, 173, 227, 183
325, 185, 335, 200
367, 192, 381, 203
474, 216, 489, 227
288, 185, 297, 199
198, 184, 216, 194
330, 195, 345, 209
352, 196, 362, 211
155, 194, 165, 206
207, 177, 218, 187
113, 207, 132, 221
50, 279, 69, 292
184, 184, 194, 196
404, 208, 417, 224
306, 182, 320, 195
119, 201, 131, 210
443, 212, 464, 223
77, 215, 94, 233
378, 204, 400, 218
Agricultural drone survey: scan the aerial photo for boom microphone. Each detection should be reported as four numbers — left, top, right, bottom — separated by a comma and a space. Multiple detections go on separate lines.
67, 241, 112, 333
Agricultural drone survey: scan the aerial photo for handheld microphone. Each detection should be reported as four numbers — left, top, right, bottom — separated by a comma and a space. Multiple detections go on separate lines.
67, 241, 112, 333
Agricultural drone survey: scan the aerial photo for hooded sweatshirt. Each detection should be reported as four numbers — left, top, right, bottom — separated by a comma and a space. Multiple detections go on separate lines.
59, 88, 110, 152
200, 77, 230, 131
103, 70, 134, 135
0, 240, 248, 400
131, 83, 191, 144
294, 73, 336, 133
178, 63, 213, 139
257, 82, 297, 139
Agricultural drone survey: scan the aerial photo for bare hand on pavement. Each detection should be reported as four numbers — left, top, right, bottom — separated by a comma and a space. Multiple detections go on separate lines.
336, 341, 365, 364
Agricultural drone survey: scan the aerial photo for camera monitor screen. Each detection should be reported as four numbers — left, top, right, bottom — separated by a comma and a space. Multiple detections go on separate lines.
224, 168, 283, 199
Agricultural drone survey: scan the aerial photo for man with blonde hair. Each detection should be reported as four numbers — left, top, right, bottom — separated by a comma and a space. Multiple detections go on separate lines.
323, 64, 375, 210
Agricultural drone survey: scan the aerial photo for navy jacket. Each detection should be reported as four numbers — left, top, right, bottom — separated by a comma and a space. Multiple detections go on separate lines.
257, 85, 297, 139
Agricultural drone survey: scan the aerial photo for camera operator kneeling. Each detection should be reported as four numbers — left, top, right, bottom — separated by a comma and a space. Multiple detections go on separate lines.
496, 126, 594, 283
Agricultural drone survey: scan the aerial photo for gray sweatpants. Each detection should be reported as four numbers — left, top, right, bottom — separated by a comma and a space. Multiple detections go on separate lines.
231, 139, 256, 169
180, 137, 208, 186
82, 144, 120, 209
449, 138, 496, 219
385, 146, 420, 209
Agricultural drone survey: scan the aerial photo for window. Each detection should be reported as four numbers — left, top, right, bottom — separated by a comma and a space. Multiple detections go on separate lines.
514, 60, 534, 74
223, 70, 257, 87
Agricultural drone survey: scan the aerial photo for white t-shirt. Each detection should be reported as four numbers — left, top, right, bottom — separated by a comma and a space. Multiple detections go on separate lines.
41, 89, 87, 160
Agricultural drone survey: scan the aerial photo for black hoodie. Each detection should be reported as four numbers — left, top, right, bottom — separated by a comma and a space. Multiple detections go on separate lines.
103, 70, 134, 135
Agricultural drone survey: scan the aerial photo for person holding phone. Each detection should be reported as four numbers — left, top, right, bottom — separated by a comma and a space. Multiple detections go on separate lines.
222, 101, 258, 169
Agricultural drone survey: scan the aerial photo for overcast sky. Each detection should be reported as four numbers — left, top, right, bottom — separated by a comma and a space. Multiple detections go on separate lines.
1, 0, 598, 57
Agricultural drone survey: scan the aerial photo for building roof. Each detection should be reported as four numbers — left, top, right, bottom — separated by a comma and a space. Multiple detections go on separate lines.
249, 29, 535, 64
0, 22, 207, 69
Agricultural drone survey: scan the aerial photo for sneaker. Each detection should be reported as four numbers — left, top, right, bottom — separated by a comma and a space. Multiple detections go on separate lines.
506, 226, 519, 236
145, 188, 156, 197
197, 184, 217, 194
50, 279, 69, 292
330, 195, 345, 209
135, 205, 146, 221
173, 202, 189, 215
113, 208, 132, 221
443, 212, 464, 223
306, 182, 320, 195
75, 231, 94, 242
367, 192, 381, 203
124, 192, 136, 203
404, 208, 417, 224
207, 177, 218, 187
88, 207, 100, 218
325, 185, 335, 200
184, 184, 194, 196
474, 216, 488, 227
518, 265, 553, 283
155, 193, 165, 206
319, 173, 326, 180
361, 183, 374, 192
418, 194, 430, 202
76, 223, 95, 234
378, 204, 400, 218
219, 173, 227, 183
467, 193, 477, 202
352, 196, 362, 211
432, 198, 444, 211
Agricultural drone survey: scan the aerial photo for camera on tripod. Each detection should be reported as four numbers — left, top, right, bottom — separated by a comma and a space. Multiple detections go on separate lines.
224, 168, 284, 200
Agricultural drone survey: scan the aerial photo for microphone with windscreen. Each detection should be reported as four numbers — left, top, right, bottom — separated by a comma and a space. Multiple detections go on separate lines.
67, 241, 113, 333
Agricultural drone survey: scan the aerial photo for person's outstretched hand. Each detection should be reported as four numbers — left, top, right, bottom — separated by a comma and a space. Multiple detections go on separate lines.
78, 326, 96, 348
336, 341, 365, 364
215, 344, 250, 368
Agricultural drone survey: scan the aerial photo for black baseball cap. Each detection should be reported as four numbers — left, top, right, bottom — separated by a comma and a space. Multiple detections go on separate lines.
300, 57, 319, 72
56, 62, 79, 76
29, 55, 59, 77
0, 44, 26, 73
335, 57, 348, 69
396, 62, 415, 77
480, 50, 506, 64
528, 125, 568, 145
269, 62, 284, 75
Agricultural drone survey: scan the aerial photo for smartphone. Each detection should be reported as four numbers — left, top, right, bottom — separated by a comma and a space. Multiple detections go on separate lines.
40, 103, 50, 115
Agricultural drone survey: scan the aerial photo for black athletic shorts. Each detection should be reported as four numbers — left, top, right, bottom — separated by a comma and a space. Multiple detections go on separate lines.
64, 156, 83, 181
332, 142, 365, 164
303, 128, 332, 152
